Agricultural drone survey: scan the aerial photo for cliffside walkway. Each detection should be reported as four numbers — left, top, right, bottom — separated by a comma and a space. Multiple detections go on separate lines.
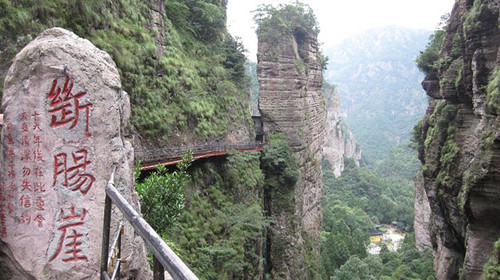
135, 141, 265, 170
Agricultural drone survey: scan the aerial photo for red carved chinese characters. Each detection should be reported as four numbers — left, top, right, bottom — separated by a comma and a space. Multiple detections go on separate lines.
0, 74, 95, 262
53, 149, 95, 195
48, 76, 92, 138
46, 75, 95, 264
2, 120, 16, 236
49, 207, 88, 263
0, 183, 7, 237
0, 109, 48, 236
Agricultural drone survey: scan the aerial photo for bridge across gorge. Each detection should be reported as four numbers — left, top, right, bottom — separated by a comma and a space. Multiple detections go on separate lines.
135, 141, 266, 170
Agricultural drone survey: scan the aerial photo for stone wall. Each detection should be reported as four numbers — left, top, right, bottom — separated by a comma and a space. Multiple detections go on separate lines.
258, 26, 326, 278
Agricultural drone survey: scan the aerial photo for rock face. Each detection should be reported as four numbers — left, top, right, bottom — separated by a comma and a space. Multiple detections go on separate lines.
0, 28, 149, 279
258, 22, 326, 279
414, 172, 433, 251
322, 84, 362, 177
416, 1, 500, 279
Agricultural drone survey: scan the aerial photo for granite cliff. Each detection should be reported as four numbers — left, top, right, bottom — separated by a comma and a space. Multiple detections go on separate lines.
415, 0, 500, 279
322, 83, 362, 177
257, 4, 326, 279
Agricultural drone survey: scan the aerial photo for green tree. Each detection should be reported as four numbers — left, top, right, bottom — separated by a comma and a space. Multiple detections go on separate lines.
331, 256, 373, 280
168, 152, 267, 279
135, 152, 193, 233
416, 29, 445, 74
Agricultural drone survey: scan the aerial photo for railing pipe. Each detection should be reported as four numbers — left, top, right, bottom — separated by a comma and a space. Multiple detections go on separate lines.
108, 221, 124, 279
110, 260, 121, 280
100, 166, 115, 279
116, 225, 122, 278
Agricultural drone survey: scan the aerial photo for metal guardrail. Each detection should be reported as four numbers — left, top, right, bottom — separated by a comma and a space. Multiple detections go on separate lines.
135, 141, 265, 165
106, 221, 124, 280
101, 166, 199, 280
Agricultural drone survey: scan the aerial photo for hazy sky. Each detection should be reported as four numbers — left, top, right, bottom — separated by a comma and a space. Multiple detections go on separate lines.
227, 0, 456, 61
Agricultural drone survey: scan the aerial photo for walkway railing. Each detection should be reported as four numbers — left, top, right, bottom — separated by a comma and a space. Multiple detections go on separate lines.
101, 166, 198, 280
135, 141, 265, 168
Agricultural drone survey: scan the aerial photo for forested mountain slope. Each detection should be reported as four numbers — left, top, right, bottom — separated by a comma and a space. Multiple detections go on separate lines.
325, 26, 431, 162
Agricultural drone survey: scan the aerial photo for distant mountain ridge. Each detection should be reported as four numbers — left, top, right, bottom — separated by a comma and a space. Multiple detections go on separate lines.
325, 26, 432, 162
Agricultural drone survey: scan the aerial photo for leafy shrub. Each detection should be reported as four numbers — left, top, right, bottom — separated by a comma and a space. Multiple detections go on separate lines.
168, 152, 267, 279
416, 29, 445, 74
261, 133, 299, 188
135, 152, 193, 233
483, 238, 500, 280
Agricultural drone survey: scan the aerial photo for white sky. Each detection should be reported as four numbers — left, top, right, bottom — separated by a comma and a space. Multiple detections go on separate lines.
227, 0, 456, 61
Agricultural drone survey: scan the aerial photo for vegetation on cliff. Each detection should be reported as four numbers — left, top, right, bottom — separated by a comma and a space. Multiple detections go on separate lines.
415, 15, 449, 75
484, 238, 500, 280
413, 2, 500, 278
254, 2, 319, 40
0, 0, 251, 142
260, 132, 309, 278
261, 133, 299, 212
166, 151, 267, 279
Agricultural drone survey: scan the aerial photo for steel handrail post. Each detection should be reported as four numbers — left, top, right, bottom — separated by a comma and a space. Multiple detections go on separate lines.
153, 255, 165, 280
100, 166, 116, 280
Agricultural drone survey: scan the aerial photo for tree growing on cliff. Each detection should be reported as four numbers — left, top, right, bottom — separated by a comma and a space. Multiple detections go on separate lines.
261, 133, 299, 211
416, 14, 449, 74
254, 1, 319, 35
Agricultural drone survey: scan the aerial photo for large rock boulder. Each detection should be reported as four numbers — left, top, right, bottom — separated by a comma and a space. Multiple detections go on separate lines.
0, 28, 149, 279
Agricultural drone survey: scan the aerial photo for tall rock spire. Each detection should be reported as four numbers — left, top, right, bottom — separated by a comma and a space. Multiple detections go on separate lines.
257, 4, 326, 279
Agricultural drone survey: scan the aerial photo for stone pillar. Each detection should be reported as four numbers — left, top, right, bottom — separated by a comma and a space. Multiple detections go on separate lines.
0, 28, 149, 279
258, 26, 326, 279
